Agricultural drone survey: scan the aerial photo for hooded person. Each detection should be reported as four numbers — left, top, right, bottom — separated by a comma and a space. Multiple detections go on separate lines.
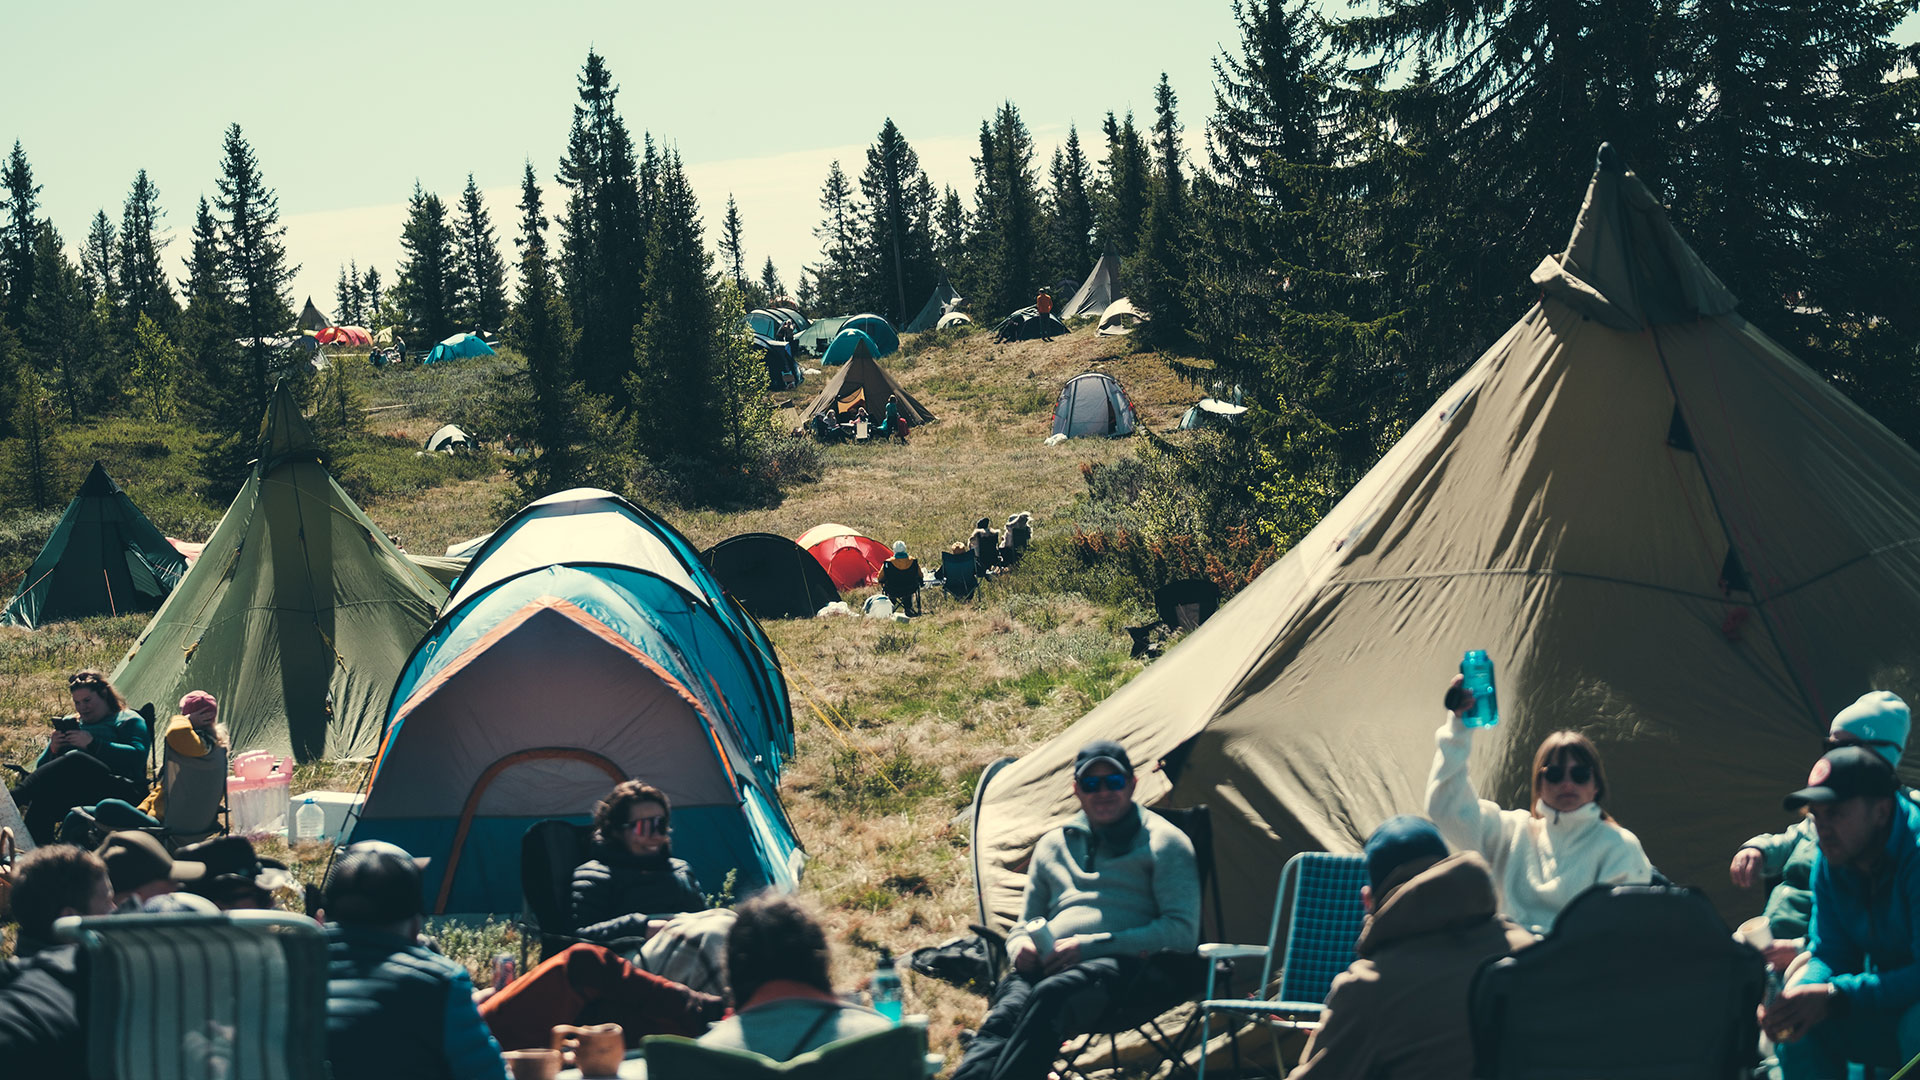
879, 541, 923, 617
1731, 691, 1913, 966
969, 518, 1000, 575
1289, 817, 1534, 1079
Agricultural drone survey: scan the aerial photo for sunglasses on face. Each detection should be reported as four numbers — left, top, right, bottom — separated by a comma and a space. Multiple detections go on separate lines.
627, 815, 668, 837
1540, 764, 1594, 785
1077, 774, 1129, 793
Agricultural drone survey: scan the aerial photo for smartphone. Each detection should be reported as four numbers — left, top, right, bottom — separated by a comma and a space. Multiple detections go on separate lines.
51, 715, 78, 733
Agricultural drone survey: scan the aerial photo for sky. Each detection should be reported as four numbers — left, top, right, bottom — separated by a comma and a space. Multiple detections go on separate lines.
5, 2, 1915, 319
2, 0, 1244, 316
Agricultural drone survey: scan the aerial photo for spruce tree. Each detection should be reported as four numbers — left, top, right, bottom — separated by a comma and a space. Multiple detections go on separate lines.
213, 123, 296, 408
118, 169, 176, 329
856, 119, 939, 324
934, 186, 967, 283
1096, 114, 1150, 257
556, 50, 648, 401
1134, 75, 1192, 347
759, 257, 784, 303
4, 365, 61, 510
362, 266, 382, 325
1047, 127, 1097, 279
396, 182, 461, 343
719, 195, 747, 286
0, 142, 41, 330
346, 259, 366, 325
499, 160, 585, 498
335, 264, 355, 328
25, 226, 102, 423
970, 103, 1043, 318
454, 175, 508, 332
81, 211, 118, 306
813, 162, 860, 313
631, 150, 721, 465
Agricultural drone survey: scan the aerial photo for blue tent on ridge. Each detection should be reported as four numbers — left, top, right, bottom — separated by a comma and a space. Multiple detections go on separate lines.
839, 314, 899, 356
425, 333, 497, 364
821, 328, 880, 367
347, 488, 801, 915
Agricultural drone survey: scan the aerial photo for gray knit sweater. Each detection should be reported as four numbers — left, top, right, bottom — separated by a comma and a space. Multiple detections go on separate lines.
1006, 804, 1200, 962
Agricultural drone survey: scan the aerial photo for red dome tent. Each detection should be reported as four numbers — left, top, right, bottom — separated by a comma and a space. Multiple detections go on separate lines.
795, 524, 891, 590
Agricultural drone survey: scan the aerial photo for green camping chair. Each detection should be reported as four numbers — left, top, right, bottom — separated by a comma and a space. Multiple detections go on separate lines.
55, 910, 329, 1080
643, 1023, 936, 1079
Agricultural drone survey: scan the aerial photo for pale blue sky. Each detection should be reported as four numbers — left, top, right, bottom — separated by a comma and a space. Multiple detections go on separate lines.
5, 2, 1915, 314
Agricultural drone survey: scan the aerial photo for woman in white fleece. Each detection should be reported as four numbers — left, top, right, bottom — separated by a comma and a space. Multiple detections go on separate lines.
1426, 675, 1653, 935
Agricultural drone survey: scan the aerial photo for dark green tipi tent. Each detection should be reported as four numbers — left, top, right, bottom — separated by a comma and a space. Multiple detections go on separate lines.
1, 463, 188, 629
111, 384, 447, 761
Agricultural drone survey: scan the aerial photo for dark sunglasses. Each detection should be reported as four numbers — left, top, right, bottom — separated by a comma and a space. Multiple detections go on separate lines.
1077, 774, 1129, 793
1824, 735, 1901, 754
1540, 764, 1594, 785
626, 814, 668, 836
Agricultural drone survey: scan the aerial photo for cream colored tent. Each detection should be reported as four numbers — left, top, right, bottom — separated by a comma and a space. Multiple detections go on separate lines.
975, 146, 1920, 944
1060, 253, 1120, 319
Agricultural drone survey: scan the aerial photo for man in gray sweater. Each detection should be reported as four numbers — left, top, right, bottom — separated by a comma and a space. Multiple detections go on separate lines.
954, 740, 1200, 1080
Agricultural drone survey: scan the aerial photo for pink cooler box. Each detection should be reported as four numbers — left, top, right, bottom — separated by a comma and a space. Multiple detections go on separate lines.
228, 750, 291, 835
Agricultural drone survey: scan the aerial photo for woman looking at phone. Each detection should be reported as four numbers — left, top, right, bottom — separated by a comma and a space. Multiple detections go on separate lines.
12, 670, 151, 843
1425, 673, 1652, 934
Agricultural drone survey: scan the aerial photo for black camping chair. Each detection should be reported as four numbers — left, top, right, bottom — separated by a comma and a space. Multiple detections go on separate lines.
1469, 885, 1765, 1080
940, 550, 980, 603
1154, 579, 1221, 633
517, 819, 598, 967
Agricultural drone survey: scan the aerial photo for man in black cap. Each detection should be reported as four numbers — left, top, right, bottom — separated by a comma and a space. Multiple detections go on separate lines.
1288, 816, 1533, 1079
175, 835, 292, 910
953, 739, 1199, 1080
1766, 746, 1920, 1077
95, 831, 205, 911
321, 840, 508, 1080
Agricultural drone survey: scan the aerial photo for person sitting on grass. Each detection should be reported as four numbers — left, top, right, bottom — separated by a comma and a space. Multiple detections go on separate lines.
0, 845, 115, 1076
951, 740, 1200, 1080
880, 542, 923, 617
1764, 746, 1920, 1077
699, 894, 893, 1059
11, 670, 151, 845
1287, 816, 1533, 1079
321, 840, 509, 1080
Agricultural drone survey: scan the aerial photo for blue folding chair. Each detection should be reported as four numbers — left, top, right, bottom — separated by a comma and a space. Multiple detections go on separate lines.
1195, 851, 1369, 1079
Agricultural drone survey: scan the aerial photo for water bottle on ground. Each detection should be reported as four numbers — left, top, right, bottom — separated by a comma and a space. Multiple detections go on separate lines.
871, 947, 903, 1023
1460, 650, 1500, 728
296, 797, 325, 841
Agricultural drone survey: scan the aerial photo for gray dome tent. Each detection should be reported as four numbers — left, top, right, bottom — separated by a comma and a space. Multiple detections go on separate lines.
1050, 373, 1137, 438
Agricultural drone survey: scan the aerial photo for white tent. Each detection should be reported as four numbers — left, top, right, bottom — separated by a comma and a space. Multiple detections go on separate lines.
1097, 298, 1149, 336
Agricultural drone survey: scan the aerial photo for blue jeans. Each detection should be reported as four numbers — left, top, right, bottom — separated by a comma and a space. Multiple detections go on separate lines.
1775, 998, 1920, 1078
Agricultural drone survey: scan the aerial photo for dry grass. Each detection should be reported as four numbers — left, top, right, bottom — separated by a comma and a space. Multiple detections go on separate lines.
0, 322, 1203, 1070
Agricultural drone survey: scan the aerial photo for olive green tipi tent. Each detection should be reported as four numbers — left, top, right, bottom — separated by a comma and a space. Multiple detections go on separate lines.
975, 146, 1920, 944
2, 462, 188, 629
112, 384, 446, 761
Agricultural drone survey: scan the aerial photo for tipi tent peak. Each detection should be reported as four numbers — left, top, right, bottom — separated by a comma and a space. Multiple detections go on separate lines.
1, 462, 188, 629
975, 143, 1920, 945
297, 297, 332, 331
904, 277, 963, 334
1062, 253, 1122, 319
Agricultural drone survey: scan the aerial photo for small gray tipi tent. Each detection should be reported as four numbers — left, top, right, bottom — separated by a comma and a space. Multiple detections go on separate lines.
976, 145, 1920, 944
904, 276, 962, 334
297, 297, 331, 331
1060, 253, 1120, 319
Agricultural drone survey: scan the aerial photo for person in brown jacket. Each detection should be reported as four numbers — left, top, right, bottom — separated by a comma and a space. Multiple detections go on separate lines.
1288, 816, 1534, 1080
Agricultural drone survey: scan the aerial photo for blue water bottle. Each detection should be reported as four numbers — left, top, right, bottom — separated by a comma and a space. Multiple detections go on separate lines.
871, 948, 903, 1023
1460, 650, 1499, 728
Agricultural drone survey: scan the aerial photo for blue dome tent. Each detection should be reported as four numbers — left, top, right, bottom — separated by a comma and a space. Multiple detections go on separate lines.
839, 314, 899, 356
425, 333, 497, 364
820, 328, 879, 367
348, 489, 801, 915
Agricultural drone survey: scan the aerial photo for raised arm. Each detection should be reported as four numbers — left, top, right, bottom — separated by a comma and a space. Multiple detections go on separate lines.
1425, 712, 1510, 861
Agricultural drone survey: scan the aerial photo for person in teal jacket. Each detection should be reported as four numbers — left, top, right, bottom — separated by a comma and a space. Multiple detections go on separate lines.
12, 669, 151, 843
1765, 746, 1920, 1077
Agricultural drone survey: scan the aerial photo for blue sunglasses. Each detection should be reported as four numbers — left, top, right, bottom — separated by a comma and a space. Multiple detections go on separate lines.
1077, 773, 1129, 793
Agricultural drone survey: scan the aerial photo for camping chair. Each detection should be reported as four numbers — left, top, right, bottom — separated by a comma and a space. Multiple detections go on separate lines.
940, 550, 979, 603
1154, 579, 1222, 632
1195, 851, 1370, 1080
1051, 805, 1229, 1080
517, 818, 598, 966
645, 1021, 938, 1079
855, 417, 871, 441
1469, 885, 1765, 1080
54, 910, 329, 1080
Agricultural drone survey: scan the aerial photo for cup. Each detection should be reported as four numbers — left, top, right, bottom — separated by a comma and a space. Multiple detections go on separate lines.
502, 1048, 561, 1080
551, 1023, 625, 1077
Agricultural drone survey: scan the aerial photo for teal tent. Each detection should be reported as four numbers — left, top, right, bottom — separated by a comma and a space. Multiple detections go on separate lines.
840, 314, 899, 356
2, 462, 188, 629
795, 316, 849, 357
821, 328, 880, 367
425, 333, 497, 364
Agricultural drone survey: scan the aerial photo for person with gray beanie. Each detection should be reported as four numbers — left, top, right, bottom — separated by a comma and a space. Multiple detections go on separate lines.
1289, 816, 1534, 1080
1731, 691, 1912, 969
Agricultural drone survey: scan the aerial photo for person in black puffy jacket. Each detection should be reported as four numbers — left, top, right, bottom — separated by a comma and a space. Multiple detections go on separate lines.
569, 780, 707, 944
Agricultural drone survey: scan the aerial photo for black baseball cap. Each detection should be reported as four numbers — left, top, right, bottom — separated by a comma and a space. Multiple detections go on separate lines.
1074, 739, 1134, 779
1784, 745, 1899, 810
324, 841, 430, 924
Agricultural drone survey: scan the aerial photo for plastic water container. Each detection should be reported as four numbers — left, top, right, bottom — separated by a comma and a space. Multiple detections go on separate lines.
228, 754, 291, 835
295, 798, 325, 841
871, 948, 902, 1023
1460, 650, 1500, 728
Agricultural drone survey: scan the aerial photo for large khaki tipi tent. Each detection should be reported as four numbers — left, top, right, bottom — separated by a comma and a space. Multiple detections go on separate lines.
798, 342, 936, 426
1060, 253, 1120, 319
975, 146, 1920, 943
112, 384, 447, 761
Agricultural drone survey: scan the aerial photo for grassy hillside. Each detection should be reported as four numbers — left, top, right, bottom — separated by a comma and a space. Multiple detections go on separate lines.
0, 323, 1211, 1064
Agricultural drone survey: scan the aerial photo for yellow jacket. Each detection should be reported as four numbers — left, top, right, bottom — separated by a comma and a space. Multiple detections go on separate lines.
136, 715, 216, 820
